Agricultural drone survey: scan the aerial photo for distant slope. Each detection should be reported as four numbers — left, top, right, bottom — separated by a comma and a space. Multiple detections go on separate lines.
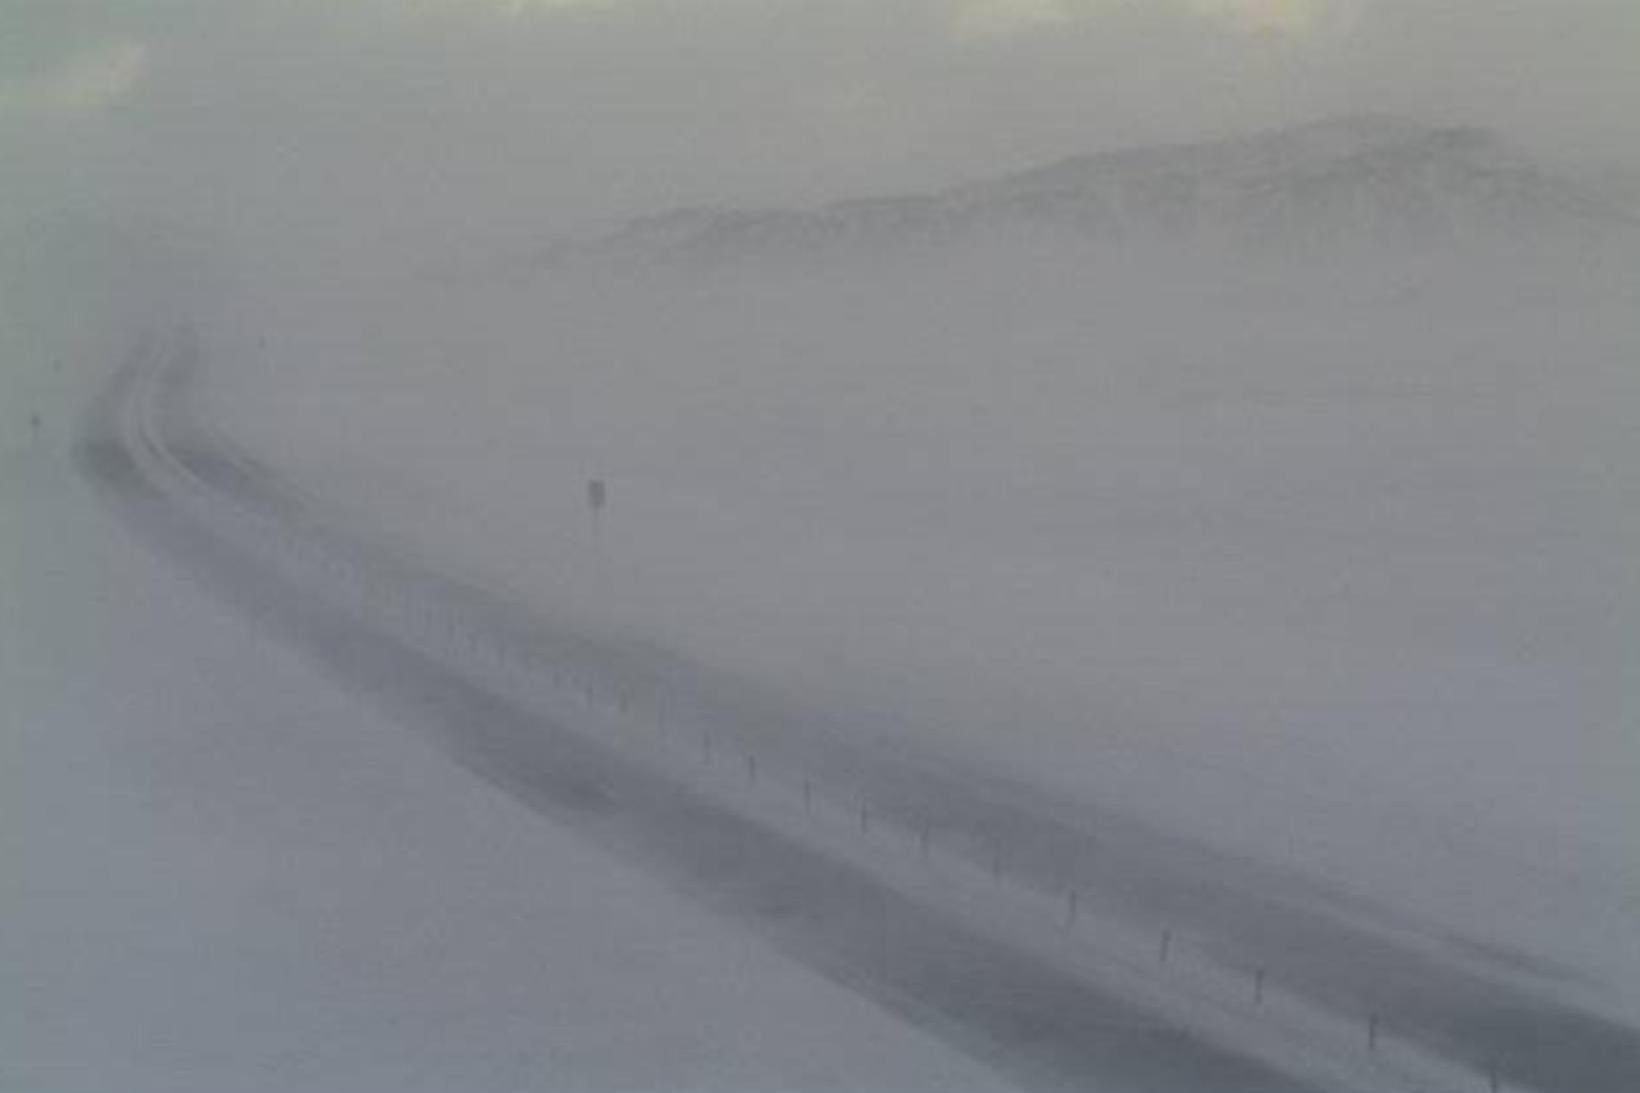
534, 117, 1634, 269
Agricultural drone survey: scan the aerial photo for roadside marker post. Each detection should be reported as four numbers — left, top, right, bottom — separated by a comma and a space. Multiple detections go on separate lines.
587, 477, 607, 550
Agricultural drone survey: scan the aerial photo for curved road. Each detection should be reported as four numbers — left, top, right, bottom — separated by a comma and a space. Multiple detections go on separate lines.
79, 329, 1640, 1093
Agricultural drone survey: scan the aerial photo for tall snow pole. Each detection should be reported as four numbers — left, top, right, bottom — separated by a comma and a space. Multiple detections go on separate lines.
586, 477, 607, 554
586, 476, 611, 610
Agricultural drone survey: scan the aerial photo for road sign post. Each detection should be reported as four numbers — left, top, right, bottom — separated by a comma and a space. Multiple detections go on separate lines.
586, 477, 608, 562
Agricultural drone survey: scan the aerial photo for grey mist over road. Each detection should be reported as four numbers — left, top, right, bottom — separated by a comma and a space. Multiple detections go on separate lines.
5, 4, 1640, 1092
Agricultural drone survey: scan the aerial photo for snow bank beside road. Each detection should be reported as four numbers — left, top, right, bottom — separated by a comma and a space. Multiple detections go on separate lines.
195, 246, 1640, 1018
2, 333, 1009, 1093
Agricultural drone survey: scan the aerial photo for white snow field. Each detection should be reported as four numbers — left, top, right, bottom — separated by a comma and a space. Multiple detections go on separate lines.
199, 238, 1640, 992
2, 250, 1012, 1093
7, 120, 1640, 1092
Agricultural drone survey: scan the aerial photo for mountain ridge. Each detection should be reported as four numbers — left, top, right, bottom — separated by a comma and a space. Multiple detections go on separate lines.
533, 117, 1636, 269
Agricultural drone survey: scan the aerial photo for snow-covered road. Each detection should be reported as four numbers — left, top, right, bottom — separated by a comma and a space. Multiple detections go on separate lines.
60, 328, 1640, 1083
3, 353, 1007, 1092
82, 332, 1335, 1091
46, 326, 1639, 1091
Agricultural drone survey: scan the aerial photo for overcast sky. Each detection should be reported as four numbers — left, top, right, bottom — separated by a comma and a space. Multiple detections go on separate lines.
3, 0, 1636, 254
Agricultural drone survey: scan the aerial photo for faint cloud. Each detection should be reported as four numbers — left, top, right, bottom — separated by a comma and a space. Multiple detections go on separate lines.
503, 0, 618, 11
455, 0, 621, 14
949, 0, 1348, 43
0, 40, 148, 119
953, 0, 1074, 41
1190, 0, 1339, 36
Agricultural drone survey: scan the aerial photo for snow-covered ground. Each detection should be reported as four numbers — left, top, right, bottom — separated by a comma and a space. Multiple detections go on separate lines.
6, 132, 1639, 1089
195, 240, 1640, 1008
1, 256, 1010, 1093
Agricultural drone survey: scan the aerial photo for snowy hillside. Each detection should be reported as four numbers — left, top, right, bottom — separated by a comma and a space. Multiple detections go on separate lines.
537, 118, 1633, 268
